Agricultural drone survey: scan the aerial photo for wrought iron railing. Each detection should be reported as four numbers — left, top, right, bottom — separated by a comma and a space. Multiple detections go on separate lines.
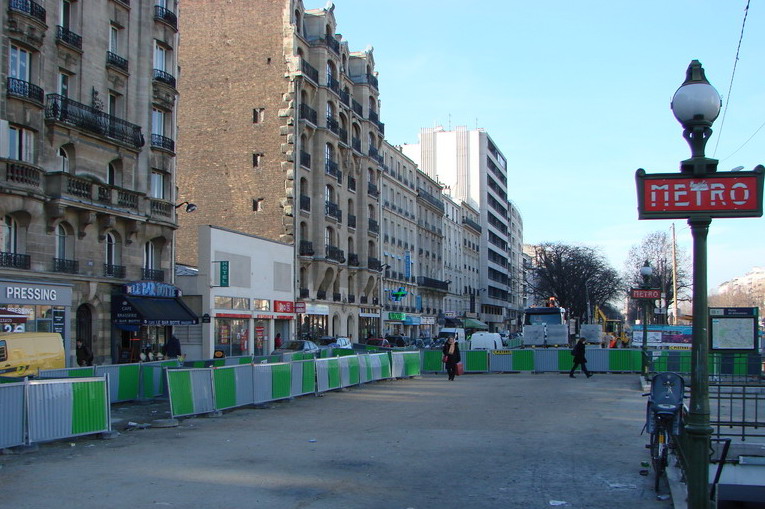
299, 240, 314, 256
368, 257, 382, 272
367, 182, 379, 198
324, 34, 340, 54
154, 5, 177, 29
104, 264, 126, 278
45, 94, 144, 149
351, 99, 363, 116
299, 103, 317, 124
352, 137, 361, 152
106, 51, 128, 72
53, 258, 78, 274
417, 187, 445, 212
153, 69, 177, 88
142, 268, 164, 281
368, 218, 379, 234
300, 150, 311, 168
325, 160, 342, 181
299, 195, 311, 212
347, 214, 356, 229
9, 0, 46, 23
301, 60, 319, 83
6, 77, 44, 103
151, 133, 175, 152
0, 252, 31, 269
325, 245, 345, 263
324, 200, 342, 222
56, 25, 82, 49
463, 216, 482, 233
348, 253, 359, 266
417, 276, 449, 291
347, 176, 356, 192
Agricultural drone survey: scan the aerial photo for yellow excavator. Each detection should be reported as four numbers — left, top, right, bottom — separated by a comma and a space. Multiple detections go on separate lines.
594, 306, 628, 347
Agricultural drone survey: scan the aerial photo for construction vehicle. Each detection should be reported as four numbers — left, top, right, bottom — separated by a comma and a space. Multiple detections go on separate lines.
595, 306, 628, 347
522, 297, 569, 347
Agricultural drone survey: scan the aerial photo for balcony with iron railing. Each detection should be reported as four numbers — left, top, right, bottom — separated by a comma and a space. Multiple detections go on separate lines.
299, 288, 309, 298
462, 216, 482, 233
326, 116, 339, 135
142, 268, 164, 282
153, 69, 176, 88
154, 5, 178, 30
9, 0, 47, 24
106, 51, 128, 73
339, 88, 349, 105
324, 34, 340, 54
333, 292, 342, 302
53, 258, 78, 274
417, 276, 450, 292
104, 264, 126, 278
325, 245, 345, 263
299, 103, 317, 125
347, 175, 356, 192
348, 253, 359, 266
324, 200, 342, 222
367, 182, 379, 198
325, 159, 342, 182
350, 72, 378, 90
368, 218, 379, 235
326, 75, 340, 95
417, 187, 445, 213
45, 94, 144, 149
360, 295, 368, 304
351, 137, 361, 153
301, 60, 319, 83
368, 257, 382, 272
347, 214, 356, 229
0, 252, 31, 270
351, 99, 363, 116
316, 290, 327, 300
299, 195, 311, 212
151, 134, 175, 152
6, 77, 44, 104
347, 294, 355, 303
56, 25, 82, 50
299, 240, 314, 256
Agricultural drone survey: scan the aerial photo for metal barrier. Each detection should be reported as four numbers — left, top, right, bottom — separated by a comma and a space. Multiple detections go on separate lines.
391, 351, 421, 378
38, 366, 96, 378
0, 381, 25, 448
96, 364, 141, 403
291, 359, 317, 397
166, 368, 216, 418
316, 358, 341, 393
213, 364, 254, 411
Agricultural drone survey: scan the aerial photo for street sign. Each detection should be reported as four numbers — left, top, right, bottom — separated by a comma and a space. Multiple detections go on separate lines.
630, 288, 661, 300
219, 261, 229, 287
635, 167, 764, 219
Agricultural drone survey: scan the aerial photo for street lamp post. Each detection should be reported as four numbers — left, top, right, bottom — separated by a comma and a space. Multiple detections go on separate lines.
671, 60, 722, 509
640, 260, 653, 379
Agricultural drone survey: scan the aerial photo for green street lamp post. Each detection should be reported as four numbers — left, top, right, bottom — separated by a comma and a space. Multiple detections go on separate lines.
640, 260, 653, 379
671, 60, 721, 509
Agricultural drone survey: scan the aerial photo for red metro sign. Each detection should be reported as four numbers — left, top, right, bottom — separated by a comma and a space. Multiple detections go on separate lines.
635, 168, 764, 219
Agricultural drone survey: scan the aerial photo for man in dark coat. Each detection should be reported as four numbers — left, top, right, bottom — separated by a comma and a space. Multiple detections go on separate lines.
164, 335, 182, 358
76, 339, 94, 366
569, 337, 592, 378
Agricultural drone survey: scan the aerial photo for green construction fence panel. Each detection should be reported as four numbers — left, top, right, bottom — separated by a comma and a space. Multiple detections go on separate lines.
557, 349, 574, 372
403, 352, 421, 376
116, 364, 140, 401
167, 370, 194, 417
327, 359, 341, 389
422, 350, 444, 372
271, 363, 291, 400
379, 354, 392, 379
302, 361, 316, 393
238, 356, 253, 364
463, 350, 488, 372
213, 368, 237, 410
347, 356, 360, 384
608, 350, 641, 372
512, 350, 535, 371
71, 380, 108, 435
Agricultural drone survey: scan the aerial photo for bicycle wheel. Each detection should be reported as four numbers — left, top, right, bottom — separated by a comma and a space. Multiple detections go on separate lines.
653, 428, 668, 492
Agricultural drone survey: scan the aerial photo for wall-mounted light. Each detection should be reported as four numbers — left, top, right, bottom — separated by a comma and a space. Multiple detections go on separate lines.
175, 201, 198, 213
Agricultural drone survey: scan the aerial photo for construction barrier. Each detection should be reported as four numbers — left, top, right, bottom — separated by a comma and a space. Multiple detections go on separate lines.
0, 381, 25, 448
291, 359, 317, 397
38, 367, 96, 378
141, 360, 181, 399
96, 364, 141, 403
213, 364, 254, 411
166, 368, 216, 418
316, 358, 341, 393
391, 351, 421, 378
253, 362, 292, 404
24, 377, 111, 445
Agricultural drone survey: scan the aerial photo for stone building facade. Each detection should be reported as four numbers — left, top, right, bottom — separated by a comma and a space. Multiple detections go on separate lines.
1, 0, 185, 364
176, 0, 384, 341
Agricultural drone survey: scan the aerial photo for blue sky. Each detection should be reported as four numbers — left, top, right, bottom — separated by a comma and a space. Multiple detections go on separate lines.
318, 0, 764, 290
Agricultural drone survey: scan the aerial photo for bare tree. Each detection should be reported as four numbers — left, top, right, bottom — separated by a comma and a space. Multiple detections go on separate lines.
527, 243, 623, 322
624, 230, 691, 322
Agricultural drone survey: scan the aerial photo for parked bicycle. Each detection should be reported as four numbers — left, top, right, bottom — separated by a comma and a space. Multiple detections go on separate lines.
643, 372, 685, 492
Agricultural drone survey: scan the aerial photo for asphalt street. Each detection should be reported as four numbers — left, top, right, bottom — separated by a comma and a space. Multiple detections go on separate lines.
0, 373, 674, 509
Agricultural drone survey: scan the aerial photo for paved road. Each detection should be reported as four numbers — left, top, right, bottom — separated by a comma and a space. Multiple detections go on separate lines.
1, 373, 673, 509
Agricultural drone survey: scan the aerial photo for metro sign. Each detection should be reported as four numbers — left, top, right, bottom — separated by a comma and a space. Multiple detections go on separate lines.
630, 288, 661, 300
635, 167, 764, 219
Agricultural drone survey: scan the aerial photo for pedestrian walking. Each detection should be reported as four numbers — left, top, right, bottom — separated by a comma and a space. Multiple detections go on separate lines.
163, 334, 182, 359
569, 337, 592, 378
76, 339, 94, 366
442, 336, 461, 381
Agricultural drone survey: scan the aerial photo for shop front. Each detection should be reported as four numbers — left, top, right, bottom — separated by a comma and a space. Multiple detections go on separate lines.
359, 308, 380, 341
296, 302, 328, 340
385, 311, 406, 336
0, 279, 72, 362
112, 281, 198, 363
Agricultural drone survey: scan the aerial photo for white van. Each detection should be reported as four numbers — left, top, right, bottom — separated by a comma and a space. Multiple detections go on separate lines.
469, 332, 503, 350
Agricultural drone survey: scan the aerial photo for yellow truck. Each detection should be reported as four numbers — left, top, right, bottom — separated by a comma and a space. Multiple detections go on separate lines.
0, 332, 66, 378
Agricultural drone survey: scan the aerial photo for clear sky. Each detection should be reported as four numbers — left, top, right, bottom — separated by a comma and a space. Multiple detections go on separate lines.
314, 0, 764, 290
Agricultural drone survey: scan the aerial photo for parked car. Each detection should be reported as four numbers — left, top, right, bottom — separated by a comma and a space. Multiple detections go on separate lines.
329, 337, 353, 349
316, 336, 337, 347
365, 338, 391, 348
385, 335, 410, 348
272, 340, 319, 355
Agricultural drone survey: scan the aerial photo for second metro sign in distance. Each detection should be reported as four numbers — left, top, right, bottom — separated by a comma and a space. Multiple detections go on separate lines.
635, 167, 764, 220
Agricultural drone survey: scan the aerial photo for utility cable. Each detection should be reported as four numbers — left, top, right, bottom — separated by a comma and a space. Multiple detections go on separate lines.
713, 0, 750, 158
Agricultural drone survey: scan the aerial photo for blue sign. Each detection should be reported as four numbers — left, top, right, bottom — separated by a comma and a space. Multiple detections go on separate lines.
404, 251, 411, 279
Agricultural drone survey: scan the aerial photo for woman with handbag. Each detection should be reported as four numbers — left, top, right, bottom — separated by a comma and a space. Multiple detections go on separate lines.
442, 336, 461, 381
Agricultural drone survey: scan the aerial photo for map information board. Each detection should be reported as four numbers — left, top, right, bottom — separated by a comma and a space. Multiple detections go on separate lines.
709, 307, 758, 351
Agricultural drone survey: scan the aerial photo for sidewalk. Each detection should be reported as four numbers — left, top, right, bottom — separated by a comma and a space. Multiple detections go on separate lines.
1, 373, 674, 509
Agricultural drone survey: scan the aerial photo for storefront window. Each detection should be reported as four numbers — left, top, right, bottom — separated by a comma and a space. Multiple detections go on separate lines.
253, 299, 270, 311
0, 305, 65, 334
297, 314, 327, 340
215, 318, 247, 357
214, 296, 250, 310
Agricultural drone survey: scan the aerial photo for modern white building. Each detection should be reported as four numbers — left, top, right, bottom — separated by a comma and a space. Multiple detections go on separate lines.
402, 126, 518, 331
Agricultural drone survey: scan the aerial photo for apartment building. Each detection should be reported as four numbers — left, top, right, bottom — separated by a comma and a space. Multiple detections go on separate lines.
1, 0, 188, 364
176, 1, 384, 341
402, 126, 518, 331
507, 200, 524, 331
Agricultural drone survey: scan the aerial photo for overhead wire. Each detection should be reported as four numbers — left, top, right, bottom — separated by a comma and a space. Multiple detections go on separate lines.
712, 0, 751, 158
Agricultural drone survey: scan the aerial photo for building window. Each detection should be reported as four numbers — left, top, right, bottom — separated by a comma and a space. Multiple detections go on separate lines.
105, 232, 118, 265
252, 153, 262, 167
8, 126, 34, 163
144, 241, 156, 269
252, 198, 264, 212
151, 108, 165, 137
60, 0, 72, 28
252, 108, 263, 123
109, 24, 120, 54
58, 147, 69, 172
107, 162, 117, 185
58, 72, 70, 97
150, 171, 165, 199
153, 42, 166, 72
2, 216, 18, 253
9, 45, 30, 81
56, 223, 71, 259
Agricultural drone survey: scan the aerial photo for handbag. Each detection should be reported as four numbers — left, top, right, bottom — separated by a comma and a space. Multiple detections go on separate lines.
456, 362, 464, 376
442, 355, 448, 363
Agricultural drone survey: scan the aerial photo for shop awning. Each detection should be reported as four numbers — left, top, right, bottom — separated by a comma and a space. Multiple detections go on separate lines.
112, 296, 198, 326
403, 316, 421, 325
463, 318, 489, 329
